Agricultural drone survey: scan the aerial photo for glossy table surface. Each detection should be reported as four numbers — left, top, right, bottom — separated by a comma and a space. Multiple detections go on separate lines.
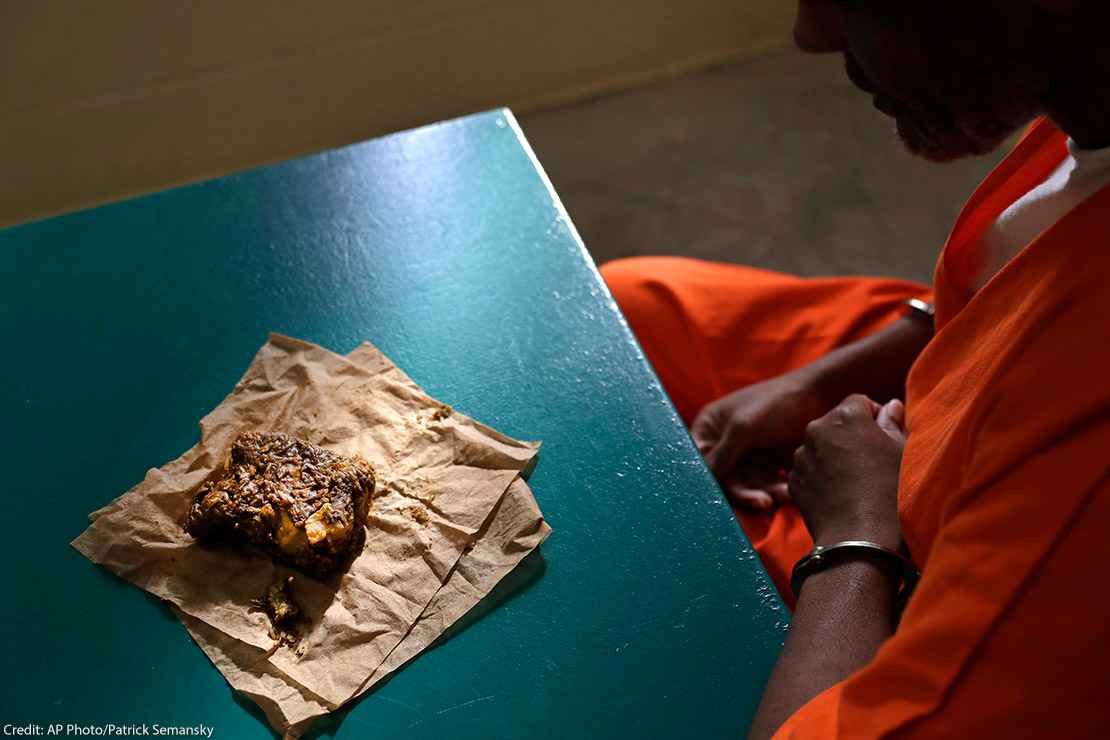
0, 109, 785, 738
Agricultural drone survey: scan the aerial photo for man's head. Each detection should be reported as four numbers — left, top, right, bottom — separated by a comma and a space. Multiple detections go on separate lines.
794, 1, 1103, 161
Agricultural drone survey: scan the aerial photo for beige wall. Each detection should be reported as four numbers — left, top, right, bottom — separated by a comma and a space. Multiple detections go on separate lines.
1, 2, 794, 227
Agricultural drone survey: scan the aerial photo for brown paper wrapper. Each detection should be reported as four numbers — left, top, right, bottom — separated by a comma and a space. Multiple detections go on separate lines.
72, 335, 550, 736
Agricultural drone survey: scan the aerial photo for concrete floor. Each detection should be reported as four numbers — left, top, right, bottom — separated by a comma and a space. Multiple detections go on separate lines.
522, 46, 1008, 284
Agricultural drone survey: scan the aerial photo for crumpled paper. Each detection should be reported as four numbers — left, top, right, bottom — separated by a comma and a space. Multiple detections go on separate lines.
72, 334, 550, 737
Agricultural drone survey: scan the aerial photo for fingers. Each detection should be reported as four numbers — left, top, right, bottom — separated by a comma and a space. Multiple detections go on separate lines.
724, 481, 776, 511
840, 393, 882, 419
723, 463, 791, 511
876, 398, 905, 430
876, 399, 906, 442
766, 481, 791, 504
805, 396, 870, 441
690, 409, 719, 457
704, 423, 752, 480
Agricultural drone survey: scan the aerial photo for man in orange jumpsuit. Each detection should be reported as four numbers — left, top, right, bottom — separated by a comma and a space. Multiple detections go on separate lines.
601, 1, 1110, 737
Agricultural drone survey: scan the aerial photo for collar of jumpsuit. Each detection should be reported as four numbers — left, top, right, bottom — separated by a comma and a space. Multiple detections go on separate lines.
973, 133, 1110, 291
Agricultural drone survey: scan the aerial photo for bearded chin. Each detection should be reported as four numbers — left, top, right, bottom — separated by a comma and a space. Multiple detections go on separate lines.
895, 111, 1017, 163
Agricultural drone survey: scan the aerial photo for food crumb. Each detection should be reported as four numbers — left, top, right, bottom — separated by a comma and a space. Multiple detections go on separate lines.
251, 576, 305, 649
401, 506, 430, 526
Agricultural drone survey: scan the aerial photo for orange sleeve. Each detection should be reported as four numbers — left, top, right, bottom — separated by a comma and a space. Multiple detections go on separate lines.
773, 418, 1110, 739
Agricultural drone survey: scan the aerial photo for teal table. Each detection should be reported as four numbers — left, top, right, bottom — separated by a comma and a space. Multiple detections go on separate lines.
0, 110, 785, 738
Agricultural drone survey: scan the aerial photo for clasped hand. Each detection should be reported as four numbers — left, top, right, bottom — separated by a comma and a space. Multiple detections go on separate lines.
693, 375, 905, 548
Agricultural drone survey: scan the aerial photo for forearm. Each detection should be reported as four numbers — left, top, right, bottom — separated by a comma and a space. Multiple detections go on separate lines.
747, 557, 900, 740
804, 315, 933, 409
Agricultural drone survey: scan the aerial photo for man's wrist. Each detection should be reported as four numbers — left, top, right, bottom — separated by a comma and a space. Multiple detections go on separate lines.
797, 359, 843, 412
813, 523, 902, 552
793, 537, 909, 600
802, 553, 903, 598
786, 364, 838, 417
806, 314, 934, 408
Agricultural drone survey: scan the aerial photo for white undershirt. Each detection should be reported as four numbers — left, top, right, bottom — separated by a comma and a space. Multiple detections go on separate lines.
972, 138, 1110, 291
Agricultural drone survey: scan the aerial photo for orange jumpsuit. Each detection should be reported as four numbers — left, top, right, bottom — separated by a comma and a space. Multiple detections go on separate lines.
601, 118, 1110, 737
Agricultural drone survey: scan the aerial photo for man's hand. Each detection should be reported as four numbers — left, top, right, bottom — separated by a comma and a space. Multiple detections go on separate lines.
692, 313, 932, 512
748, 395, 908, 739
788, 395, 906, 548
691, 370, 826, 510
